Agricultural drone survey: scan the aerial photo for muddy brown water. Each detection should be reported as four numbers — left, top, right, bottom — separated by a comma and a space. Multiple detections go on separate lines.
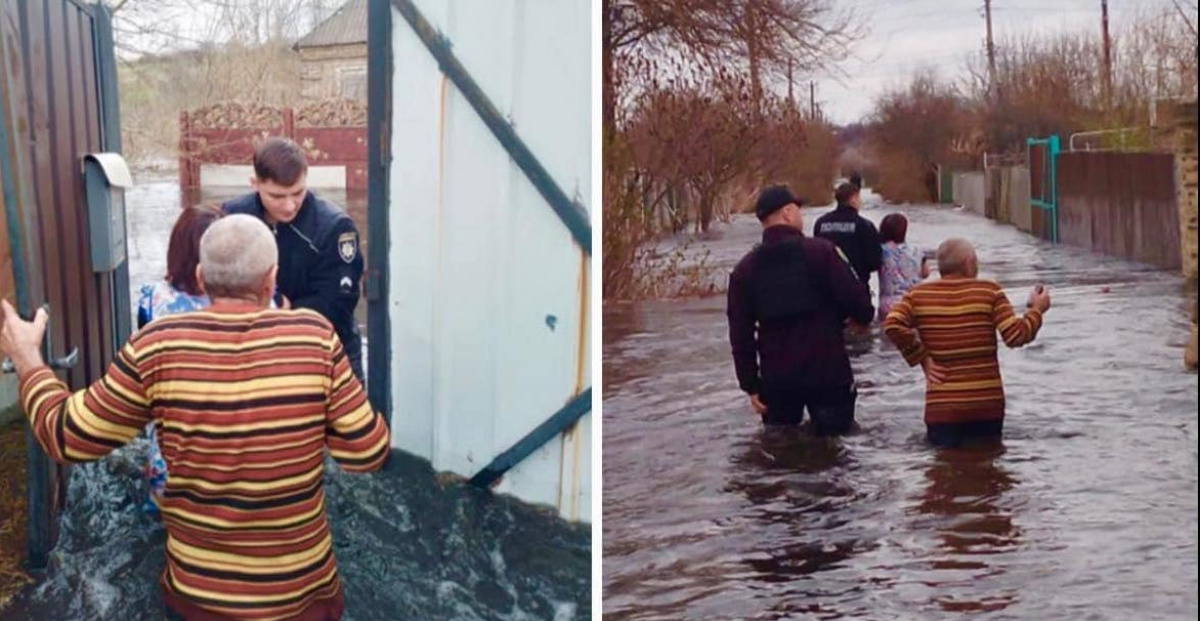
603, 201, 1198, 620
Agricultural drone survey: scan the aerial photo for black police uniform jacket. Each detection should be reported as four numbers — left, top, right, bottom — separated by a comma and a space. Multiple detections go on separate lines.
727, 225, 874, 396
813, 203, 883, 284
223, 191, 364, 378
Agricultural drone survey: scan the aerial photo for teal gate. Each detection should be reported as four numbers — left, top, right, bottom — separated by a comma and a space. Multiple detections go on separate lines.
1027, 135, 1060, 242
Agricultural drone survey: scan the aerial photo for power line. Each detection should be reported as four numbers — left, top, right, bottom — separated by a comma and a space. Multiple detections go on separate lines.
1101, 0, 1113, 109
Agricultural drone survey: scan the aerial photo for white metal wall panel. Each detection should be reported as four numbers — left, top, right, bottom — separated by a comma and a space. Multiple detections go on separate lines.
387, 0, 591, 520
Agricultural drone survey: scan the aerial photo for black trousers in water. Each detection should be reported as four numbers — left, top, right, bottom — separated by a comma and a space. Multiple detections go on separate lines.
925, 419, 1004, 448
760, 383, 857, 436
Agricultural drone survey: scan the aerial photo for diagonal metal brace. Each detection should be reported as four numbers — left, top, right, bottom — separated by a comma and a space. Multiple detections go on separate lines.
469, 388, 592, 489
390, 0, 592, 255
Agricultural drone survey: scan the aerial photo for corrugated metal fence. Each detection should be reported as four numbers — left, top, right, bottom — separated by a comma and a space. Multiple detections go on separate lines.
0, 0, 124, 567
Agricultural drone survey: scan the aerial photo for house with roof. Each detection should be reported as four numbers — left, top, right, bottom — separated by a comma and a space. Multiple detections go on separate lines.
295, 0, 367, 101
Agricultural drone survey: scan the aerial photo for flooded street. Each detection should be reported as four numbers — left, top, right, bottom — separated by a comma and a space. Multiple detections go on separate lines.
0, 171, 590, 620
602, 201, 1198, 619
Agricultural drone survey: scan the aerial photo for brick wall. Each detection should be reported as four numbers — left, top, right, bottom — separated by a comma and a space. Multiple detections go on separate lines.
1175, 101, 1198, 282
1176, 100, 1198, 370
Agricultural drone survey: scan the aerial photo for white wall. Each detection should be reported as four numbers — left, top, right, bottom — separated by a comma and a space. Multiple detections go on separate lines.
385, 0, 591, 521
200, 164, 347, 189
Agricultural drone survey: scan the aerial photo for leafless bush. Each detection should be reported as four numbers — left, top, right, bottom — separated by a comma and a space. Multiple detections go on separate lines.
110, 0, 333, 164
864, 4, 1197, 198
602, 0, 861, 301
868, 70, 973, 203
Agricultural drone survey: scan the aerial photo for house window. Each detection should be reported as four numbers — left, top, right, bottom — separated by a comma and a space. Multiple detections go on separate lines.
338, 66, 367, 100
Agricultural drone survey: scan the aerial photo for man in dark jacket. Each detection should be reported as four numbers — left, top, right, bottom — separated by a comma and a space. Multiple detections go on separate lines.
814, 182, 882, 287
224, 137, 366, 381
727, 185, 875, 434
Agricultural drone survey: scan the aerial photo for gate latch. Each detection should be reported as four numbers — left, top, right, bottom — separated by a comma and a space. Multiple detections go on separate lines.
2, 304, 81, 373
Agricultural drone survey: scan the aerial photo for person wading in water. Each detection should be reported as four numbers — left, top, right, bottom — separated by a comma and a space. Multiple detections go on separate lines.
883, 238, 1051, 447
727, 185, 875, 435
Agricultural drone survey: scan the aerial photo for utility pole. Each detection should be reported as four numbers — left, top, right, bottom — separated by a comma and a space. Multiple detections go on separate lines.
984, 0, 996, 99
788, 57, 795, 110
810, 81, 816, 120
1102, 0, 1113, 109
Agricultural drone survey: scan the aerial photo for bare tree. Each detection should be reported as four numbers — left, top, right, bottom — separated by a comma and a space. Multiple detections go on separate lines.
106, 0, 319, 162
1172, 0, 1198, 38
869, 70, 972, 202
604, 0, 861, 130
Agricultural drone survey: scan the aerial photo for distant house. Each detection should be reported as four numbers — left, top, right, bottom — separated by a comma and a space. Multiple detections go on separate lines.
295, 0, 367, 101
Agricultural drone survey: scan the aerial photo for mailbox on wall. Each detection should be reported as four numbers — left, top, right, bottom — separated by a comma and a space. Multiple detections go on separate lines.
83, 153, 132, 272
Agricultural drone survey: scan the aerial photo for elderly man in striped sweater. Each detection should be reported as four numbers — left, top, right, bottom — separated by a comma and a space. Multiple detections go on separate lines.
1, 214, 390, 621
883, 238, 1051, 448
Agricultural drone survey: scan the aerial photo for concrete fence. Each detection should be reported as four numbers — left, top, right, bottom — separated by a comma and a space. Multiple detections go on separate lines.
985, 166, 1032, 233
951, 172, 986, 214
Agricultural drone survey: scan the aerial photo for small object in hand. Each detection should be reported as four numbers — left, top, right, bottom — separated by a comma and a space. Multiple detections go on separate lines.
1027, 285, 1044, 309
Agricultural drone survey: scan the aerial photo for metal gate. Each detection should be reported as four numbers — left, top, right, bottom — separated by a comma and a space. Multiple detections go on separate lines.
368, 0, 592, 518
0, 0, 125, 568
939, 165, 954, 204
1028, 134, 1061, 242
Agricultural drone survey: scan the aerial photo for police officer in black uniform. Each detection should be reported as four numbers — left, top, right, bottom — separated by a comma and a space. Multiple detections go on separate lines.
814, 182, 882, 288
223, 137, 366, 381
727, 185, 874, 434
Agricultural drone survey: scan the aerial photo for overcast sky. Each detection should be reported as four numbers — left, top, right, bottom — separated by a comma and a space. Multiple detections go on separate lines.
115, 0, 1188, 123
813, 0, 1186, 125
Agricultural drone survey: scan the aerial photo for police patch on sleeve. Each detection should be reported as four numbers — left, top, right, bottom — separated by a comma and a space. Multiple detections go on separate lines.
337, 232, 358, 264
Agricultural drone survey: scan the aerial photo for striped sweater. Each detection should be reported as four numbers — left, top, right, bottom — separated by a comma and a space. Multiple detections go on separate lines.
19, 307, 391, 621
882, 278, 1043, 425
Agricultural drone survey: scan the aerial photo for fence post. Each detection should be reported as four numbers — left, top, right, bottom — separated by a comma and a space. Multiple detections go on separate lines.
1049, 134, 1060, 243
1173, 100, 1198, 371
283, 107, 295, 141
179, 111, 192, 189
1174, 101, 1197, 284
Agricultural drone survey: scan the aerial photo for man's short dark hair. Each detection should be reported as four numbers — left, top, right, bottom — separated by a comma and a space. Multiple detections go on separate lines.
835, 182, 860, 205
253, 137, 308, 186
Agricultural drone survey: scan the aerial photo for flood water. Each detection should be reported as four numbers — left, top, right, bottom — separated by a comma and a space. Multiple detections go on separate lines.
602, 199, 1198, 620
0, 170, 590, 620
125, 171, 369, 330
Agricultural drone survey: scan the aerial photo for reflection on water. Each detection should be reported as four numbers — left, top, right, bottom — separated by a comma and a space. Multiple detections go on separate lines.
603, 202, 1198, 620
916, 445, 1019, 614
